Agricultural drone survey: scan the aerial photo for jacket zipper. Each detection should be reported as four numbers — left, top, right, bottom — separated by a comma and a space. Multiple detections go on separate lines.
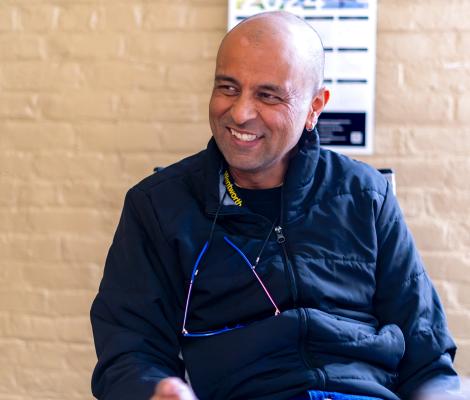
274, 225, 298, 307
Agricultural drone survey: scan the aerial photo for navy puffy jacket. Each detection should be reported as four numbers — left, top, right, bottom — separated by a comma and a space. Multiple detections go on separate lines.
91, 132, 458, 400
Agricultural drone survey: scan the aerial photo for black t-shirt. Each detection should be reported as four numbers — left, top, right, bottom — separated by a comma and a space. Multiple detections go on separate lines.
235, 185, 282, 223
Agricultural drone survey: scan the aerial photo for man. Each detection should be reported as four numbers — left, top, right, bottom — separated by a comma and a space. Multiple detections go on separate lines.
91, 11, 458, 400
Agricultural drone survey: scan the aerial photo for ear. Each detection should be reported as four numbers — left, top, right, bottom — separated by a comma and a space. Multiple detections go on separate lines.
305, 87, 330, 131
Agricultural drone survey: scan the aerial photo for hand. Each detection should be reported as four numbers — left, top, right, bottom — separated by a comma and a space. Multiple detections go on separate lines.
150, 377, 198, 400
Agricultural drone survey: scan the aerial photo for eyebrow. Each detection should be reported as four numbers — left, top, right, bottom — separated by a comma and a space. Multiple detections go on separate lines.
258, 83, 284, 94
214, 75, 286, 94
214, 75, 239, 85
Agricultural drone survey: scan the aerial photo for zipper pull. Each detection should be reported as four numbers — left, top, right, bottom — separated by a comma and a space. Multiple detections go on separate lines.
274, 226, 286, 244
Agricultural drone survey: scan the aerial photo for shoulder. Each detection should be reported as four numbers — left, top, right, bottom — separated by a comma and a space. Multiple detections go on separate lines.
130, 148, 207, 197
317, 148, 389, 200
117, 148, 211, 237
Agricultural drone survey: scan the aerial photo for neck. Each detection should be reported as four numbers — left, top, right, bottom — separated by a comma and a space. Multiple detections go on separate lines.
229, 164, 286, 190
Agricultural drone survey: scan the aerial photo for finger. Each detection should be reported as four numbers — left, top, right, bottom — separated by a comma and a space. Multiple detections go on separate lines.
152, 377, 197, 400
156, 377, 184, 395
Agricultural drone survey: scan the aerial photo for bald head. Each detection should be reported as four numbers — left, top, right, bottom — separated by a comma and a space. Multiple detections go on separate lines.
219, 11, 325, 94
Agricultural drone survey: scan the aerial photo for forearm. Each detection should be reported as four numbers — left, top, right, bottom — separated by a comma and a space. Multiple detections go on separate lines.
91, 187, 187, 399
91, 292, 185, 399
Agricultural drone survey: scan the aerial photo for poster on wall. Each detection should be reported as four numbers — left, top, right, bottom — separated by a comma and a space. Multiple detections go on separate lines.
228, 0, 377, 155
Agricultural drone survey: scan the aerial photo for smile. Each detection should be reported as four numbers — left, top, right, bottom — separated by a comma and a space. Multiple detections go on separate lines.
230, 128, 258, 142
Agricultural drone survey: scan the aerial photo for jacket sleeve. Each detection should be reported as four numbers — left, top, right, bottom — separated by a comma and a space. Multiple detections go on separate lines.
373, 182, 459, 399
90, 187, 185, 399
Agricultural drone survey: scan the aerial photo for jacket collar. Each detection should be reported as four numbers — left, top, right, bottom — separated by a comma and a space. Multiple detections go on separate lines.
203, 130, 321, 222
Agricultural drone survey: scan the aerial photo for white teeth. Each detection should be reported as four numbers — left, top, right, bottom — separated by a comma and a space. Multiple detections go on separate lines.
230, 129, 257, 142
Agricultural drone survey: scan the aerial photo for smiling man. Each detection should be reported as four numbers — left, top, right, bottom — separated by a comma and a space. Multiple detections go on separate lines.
209, 13, 328, 190
91, 11, 458, 400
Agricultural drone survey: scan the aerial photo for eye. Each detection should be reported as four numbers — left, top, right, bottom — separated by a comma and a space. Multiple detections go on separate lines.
217, 84, 239, 96
258, 92, 282, 104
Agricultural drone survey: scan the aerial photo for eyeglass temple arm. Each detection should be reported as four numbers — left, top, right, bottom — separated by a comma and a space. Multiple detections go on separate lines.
182, 241, 209, 334
223, 236, 280, 316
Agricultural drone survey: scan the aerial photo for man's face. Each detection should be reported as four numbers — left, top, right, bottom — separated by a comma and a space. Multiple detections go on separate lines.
209, 31, 320, 182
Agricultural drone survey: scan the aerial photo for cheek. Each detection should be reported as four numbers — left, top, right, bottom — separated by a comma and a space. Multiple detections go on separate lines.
209, 94, 231, 122
284, 101, 310, 134
208, 96, 218, 120
261, 107, 305, 149
262, 109, 297, 134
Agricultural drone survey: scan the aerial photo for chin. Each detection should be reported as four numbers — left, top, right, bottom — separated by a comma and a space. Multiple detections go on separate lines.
227, 161, 260, 173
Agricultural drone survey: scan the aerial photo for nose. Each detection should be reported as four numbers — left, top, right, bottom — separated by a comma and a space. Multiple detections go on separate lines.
230, 94, 257, 125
